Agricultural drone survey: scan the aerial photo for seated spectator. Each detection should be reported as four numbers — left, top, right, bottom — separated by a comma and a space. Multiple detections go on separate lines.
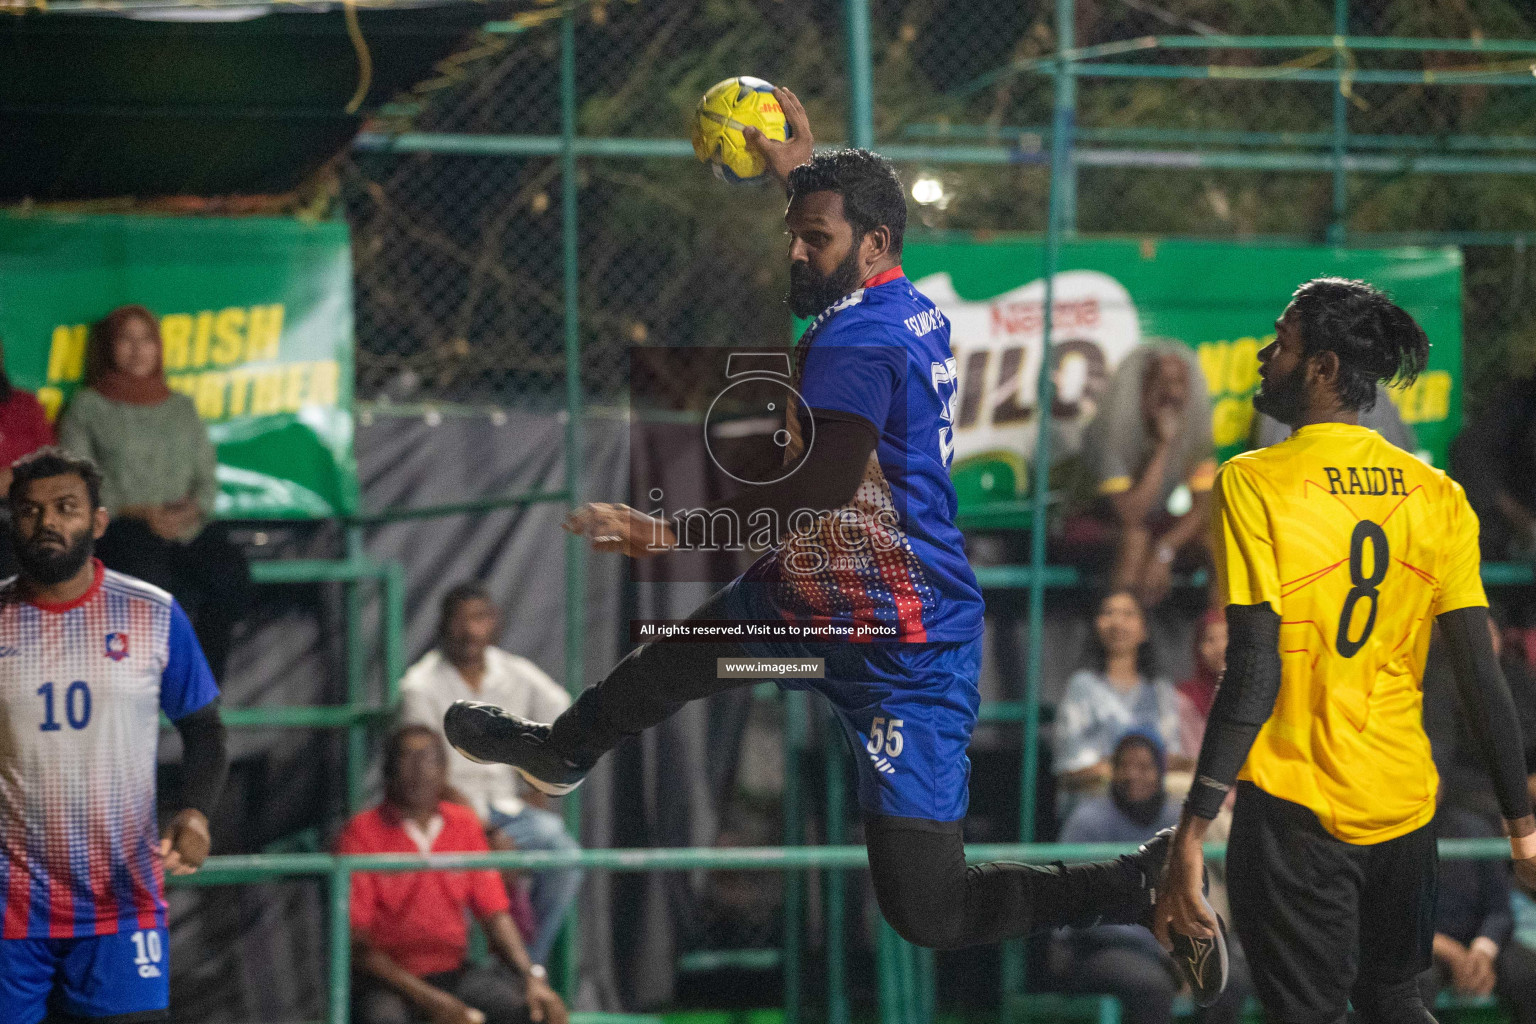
339, 725, 568, 1024
1453, 371, 1536, 559
1418, 799, 1536, 1024
57, 305, 250, 680
1054, 591, 1187, 812
0, 334, 57, 576
1251, 382, 1416, 452
1063, 342, 1216, 608
1047, 729, 1250, 1024
1177, 608, 1227, 759
401, 582, 582, 966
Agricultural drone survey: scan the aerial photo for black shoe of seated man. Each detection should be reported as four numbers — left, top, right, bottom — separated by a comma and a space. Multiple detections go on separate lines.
442, 700, 587, 796
1128, 828, 1230, 1007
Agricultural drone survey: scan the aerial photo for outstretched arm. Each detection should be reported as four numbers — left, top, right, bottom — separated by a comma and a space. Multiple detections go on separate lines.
564, 411, 879, 558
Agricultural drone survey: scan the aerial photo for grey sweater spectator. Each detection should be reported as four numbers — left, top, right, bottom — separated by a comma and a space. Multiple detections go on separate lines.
56, 305, 248, 681
1452, 371, 1536, 559
1073, 342, 1217, 607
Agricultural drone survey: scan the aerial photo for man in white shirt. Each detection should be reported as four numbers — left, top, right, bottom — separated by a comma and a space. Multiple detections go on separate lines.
399, 582, 582, 965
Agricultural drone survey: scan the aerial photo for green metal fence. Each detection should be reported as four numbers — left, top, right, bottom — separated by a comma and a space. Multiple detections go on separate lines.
170, 0, 1536, 1019
334, 0, 1536, 1017
166, 838, 1519, 1024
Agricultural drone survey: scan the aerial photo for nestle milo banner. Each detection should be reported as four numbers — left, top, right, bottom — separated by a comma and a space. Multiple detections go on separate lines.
0, 214, 356, 518
901, 238, 1462, 503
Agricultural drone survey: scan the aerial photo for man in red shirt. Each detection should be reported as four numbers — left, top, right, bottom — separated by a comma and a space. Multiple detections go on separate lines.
338, 725, 569, 1024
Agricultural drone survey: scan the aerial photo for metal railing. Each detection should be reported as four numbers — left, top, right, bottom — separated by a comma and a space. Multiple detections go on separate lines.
167, 837, 1515, 1024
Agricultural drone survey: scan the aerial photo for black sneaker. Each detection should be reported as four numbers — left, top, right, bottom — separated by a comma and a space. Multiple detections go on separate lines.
1129, 828, 1230, 1007
442, 701, 588, 796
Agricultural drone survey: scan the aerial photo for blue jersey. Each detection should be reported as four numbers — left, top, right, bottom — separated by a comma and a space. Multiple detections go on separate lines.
742, 268, 984, 642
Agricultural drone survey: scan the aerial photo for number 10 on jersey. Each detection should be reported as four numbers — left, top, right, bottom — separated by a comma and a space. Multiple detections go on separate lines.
37, 681, 92, 731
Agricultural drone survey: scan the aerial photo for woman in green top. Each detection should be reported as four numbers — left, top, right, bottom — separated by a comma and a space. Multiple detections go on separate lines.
58, 304, 249, 680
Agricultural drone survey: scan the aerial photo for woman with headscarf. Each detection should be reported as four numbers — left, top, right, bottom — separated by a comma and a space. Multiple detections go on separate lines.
1049, 728, 1252, 1024
58, 304, 249, 680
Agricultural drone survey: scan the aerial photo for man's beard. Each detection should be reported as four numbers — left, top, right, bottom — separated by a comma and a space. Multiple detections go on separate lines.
1252, 360, 1307, 426
788, 247, 865, 320
14, 528, 93, 585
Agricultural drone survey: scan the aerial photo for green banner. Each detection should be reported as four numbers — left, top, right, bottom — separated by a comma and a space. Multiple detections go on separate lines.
0, 213, 356, 518
901, 237, 1462, 504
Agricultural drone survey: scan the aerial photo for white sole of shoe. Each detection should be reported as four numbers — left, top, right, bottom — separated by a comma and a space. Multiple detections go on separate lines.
450, 742, 498, 766
448, 740, 583, 795
516, 766, 582, 797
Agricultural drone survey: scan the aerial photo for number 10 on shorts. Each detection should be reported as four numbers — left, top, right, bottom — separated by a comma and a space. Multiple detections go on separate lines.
866, 717, 904, 775
131, 929, 163, 979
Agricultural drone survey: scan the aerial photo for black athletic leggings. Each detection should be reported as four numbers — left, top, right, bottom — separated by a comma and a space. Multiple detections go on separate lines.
547, 586, 1145, 950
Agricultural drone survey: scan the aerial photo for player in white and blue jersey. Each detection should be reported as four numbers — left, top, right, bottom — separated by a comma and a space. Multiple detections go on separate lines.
0, 448, 227, 1024
445, 96, 1223, 999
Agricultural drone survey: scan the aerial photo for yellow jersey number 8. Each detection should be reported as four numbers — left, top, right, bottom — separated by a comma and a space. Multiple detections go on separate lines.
1337, 519, 1389, 659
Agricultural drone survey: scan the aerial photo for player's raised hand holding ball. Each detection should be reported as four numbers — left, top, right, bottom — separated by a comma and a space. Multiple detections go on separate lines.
692, 76, 813, 187
743, 86, 813, 185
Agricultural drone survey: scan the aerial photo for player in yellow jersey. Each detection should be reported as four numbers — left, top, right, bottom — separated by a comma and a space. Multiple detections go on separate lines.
1152, 278, 1536, 1024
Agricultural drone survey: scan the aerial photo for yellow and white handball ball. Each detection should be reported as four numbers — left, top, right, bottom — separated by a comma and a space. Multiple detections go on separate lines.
691, 76, 788, 183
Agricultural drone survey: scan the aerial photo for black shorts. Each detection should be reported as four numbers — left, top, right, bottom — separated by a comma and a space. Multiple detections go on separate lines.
1226, 782, 1437, 1023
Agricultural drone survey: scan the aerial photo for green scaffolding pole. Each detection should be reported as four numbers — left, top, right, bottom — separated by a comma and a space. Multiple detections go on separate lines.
831, 2, 873, 1017
901, 122, 1536, 154
824, 710, 849, 1024
846, 0, 875, 149
1004, 0, 1074, 1011
344, 525, 370, 813
353, 132, 1536, 176
1065, 63, 1536, 86
169, 836, 1512, 883
783, 691, 808, 1024
559, 2, 586, 1003
181, 837, 1509, 1024
1328, 0, 1349, 245
962, 33, 1536, 94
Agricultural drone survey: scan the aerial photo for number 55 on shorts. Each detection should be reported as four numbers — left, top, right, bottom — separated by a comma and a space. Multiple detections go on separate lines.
866, 716, 905, 775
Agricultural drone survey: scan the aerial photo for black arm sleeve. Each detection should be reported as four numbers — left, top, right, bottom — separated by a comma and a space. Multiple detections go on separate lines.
1438, 605, 1534, 822
680, 409, 879, 547
1185, 603, 1283, 819
171, 698, 228, 819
